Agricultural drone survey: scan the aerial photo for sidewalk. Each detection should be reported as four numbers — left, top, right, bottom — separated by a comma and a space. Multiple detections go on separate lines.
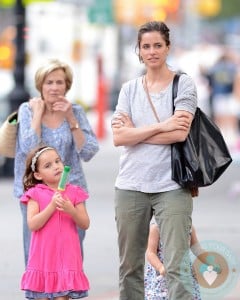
0, 124, 240, 299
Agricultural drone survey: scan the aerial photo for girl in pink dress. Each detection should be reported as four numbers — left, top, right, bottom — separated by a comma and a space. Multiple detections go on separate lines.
20, 145, 90, 300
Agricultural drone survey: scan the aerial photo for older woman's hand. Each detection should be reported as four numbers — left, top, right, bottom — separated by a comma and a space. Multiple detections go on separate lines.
52, 96, 72, 114
29, 97, 45, 116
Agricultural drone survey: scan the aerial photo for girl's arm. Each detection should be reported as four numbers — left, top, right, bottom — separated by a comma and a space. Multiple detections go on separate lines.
68, 203, 90, 230
191, 226, 209, 265
146, 224, 166, 276
27, 198, 56, 231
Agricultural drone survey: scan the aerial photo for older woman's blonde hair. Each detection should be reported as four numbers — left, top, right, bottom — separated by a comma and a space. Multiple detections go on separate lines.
35, 58, 73, 96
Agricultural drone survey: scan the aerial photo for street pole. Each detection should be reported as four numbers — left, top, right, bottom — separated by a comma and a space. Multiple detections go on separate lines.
8, 0, 29, 111
3, 0, 30, 177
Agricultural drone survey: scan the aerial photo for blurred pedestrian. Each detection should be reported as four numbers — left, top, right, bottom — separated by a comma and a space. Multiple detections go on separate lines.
111, 21, 197, 299
145, 223, 206, 300
20, 146, 90, 299
14, 58, 99, 266
206, 50, 239, 147
230, 70, 240, 149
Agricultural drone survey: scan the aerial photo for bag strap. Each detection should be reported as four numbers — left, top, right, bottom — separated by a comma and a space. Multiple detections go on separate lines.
143, 75, 160, 123
172, 73, 181, 110
144, 73, 182, 122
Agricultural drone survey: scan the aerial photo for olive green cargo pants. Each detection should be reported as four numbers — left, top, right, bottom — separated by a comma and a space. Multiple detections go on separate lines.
115, 188, 193, 300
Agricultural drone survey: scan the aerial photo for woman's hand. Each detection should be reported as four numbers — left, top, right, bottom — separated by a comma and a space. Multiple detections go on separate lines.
51, 96, 72, 115
50, 96, 85, 149
52, 96, 80, 128
29, 97, 45, 117
161, 111, 192, 133
111, 112, 135, 128
29, 97, 45, 136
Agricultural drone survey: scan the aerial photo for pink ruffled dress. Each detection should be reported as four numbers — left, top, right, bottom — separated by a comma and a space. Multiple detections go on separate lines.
20, 183, 89, 298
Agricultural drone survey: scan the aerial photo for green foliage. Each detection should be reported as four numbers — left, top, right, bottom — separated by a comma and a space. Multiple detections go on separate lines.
0, 0, 15, 8
23, 0, 53, 5
214, 0, 240, 19
0, 0, 53, 8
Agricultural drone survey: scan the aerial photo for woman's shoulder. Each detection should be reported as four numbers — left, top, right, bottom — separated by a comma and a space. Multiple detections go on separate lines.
173, 72, 197, 96
122, 76, 142, 89
19, 101, 30, 113
177, 72, 196, 85
120, 77, 143, 97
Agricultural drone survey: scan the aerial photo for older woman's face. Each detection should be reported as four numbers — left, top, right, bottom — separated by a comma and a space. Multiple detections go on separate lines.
41, 69, 67, 102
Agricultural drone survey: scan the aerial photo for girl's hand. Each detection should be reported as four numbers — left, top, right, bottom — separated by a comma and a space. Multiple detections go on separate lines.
158, 264, 166, 277
53, 192, 74, 213
51, 192, 61, 209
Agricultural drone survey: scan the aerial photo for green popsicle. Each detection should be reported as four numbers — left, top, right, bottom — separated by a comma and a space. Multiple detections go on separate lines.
58, 165, 71, 191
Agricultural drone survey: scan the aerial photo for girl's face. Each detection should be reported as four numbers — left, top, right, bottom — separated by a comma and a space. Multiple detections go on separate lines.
139, 31, 169, 69
41, 69, 67, 103
34, 149, 64, 189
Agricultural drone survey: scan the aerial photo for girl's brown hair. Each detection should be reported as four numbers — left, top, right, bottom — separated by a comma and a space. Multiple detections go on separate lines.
23, 145, 56, 191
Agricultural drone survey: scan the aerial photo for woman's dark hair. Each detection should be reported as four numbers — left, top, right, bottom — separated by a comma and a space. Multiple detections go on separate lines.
135, 21, 171, 62
23, 145, 56, 191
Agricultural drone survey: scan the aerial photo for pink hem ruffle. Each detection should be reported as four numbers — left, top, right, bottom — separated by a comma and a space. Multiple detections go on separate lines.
21, 269, 89, 293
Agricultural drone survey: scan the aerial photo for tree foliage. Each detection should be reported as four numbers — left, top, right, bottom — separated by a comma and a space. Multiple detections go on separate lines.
215, 0, 240, 19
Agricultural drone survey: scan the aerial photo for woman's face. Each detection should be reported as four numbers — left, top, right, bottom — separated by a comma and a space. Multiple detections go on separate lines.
139, 31, 169, 69
41, 69, 67, 103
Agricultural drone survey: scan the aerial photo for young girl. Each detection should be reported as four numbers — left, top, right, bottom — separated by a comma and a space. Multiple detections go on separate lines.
20, 145, 90, 300
144, 223, 206, 300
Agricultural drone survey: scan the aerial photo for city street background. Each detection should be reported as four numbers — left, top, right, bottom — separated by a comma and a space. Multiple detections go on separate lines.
0, 122, 240, 300
1, 0, 240, 299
